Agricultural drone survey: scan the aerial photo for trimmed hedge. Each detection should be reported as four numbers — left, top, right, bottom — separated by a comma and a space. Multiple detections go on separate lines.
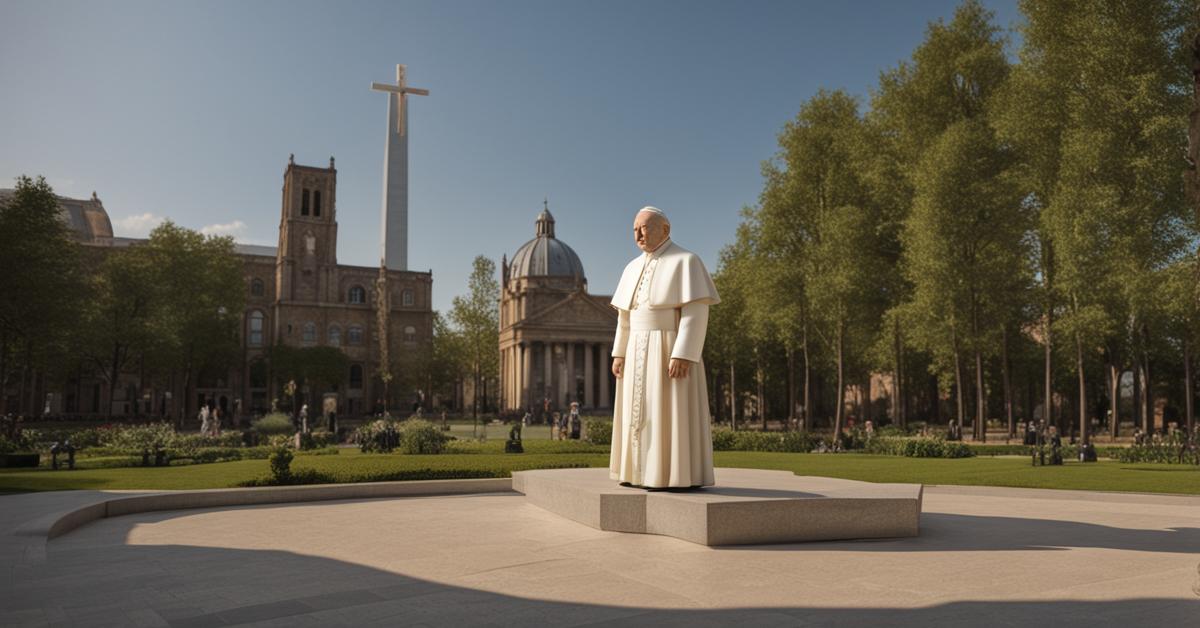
865, 436, 975, 458
586, 419, 613, 445
711, 429, 822, 453
239, 459, 594, 487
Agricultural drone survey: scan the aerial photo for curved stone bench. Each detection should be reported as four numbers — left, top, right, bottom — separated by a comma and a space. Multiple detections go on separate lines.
43, 477, 513, 539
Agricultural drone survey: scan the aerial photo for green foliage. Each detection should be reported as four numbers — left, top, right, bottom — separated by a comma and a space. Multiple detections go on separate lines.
298, 430, 337, 450
449, 256, 500, 414
355, 418, 451, 454
710, 428, 823, 453
398, 419, 450, 454
99, 423, 177, 454
863, 436, 975, 458
268, 445, 294, 481
585, 419, 613, 445
1117, 433, 1199, 464
252, 413, 295, 436
268, 345, 350, 397
0, 176, 85, 412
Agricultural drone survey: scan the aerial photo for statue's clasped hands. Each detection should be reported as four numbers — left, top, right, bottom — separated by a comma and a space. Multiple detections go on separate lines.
612, 357, 692, 379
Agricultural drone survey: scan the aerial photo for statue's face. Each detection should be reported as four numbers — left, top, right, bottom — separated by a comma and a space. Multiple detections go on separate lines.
633, 211, 670, 253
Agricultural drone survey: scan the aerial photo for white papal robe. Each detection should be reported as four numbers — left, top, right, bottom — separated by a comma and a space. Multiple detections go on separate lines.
609, 238, 720, 488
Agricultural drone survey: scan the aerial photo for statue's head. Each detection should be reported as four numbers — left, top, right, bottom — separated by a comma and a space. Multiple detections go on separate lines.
633, 206, 671, 253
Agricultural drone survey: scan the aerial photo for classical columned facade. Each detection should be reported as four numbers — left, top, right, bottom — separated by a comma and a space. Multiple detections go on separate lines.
500, 339, 614, 412
498, 207, 618, 415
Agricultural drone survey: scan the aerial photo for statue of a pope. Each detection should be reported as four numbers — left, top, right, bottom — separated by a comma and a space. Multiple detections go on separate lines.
609, 206, 720, 489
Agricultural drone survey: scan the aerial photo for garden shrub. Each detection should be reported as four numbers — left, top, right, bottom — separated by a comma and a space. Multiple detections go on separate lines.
710, 428, 822, 453
298, 429, 337, 450
252, 413, 295, 436
399, 420, 450, 454
586, 419, 613, 445
863, 435, 975, 458
1117, 435, 1198, 464
269, 445, 294, 481
355, 418, 400, 452
100, 423, 177, 455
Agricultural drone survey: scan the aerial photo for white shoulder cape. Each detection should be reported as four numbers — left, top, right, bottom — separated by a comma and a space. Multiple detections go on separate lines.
609, 240, 720, 311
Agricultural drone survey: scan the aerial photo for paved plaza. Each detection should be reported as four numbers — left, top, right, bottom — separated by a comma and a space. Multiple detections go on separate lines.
1, 483, 1198, 626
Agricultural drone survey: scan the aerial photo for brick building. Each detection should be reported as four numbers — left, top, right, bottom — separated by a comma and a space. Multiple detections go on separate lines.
3, 157, 433, 420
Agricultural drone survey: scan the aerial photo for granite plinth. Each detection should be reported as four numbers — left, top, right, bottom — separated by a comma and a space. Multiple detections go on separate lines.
512, 467, 922, 546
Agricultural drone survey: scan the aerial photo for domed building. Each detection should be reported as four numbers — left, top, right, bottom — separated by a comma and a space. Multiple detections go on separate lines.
499, 204, 618, 414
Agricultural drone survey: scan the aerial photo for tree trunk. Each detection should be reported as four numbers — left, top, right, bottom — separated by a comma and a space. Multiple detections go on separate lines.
1002, 326, 1013, 440
893, 317, 904, 428
803, 326, 811, 432
1044, 307, 1053, 432
1076, 332, 1088, 445
1185, 337, 1194, 438
1143, 346, 1153, 433
729, 361, 737, 430
975, 349, 985, 442
1133, 356, 1143, 433
833, 321, 846, 440
0, 328, 8, 419
756, 349, 766, 431
786, 347, 795, 431
1107, 356, 1120, 441
953, 335, 964, 436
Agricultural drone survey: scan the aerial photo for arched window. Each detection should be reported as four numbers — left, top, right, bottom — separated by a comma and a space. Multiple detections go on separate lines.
248, 311, 264, 346
301, 189, 310, 216
348, 285, 366, 304
402, 289, 414, 307
313, 190, 322, 217
404, 326, 416, 343
349, 364, 363, 389
328, 325, 341, 346
302, 322, 317, 342
250, 278, 264, 297
347, 326, 363, 345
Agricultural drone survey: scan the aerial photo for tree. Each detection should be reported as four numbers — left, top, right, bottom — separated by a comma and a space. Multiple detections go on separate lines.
450, 256, 499, 421
904, 119, 1030, 442
0, 176, 84, 417
268, 344, 349, 414
142, 222, 245, 423
875, 0, 1024, 440
76, 242, 159, 418
759, 89, 887, 439
708, 244, 751, 429
1001, 0, 1193, 442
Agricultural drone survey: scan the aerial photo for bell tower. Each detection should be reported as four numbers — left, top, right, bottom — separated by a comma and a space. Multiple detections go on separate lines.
276, 155, 340, 302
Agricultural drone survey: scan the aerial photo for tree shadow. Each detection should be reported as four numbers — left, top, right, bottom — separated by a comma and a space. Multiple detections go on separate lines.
719, 512, 1200, 554
2, 538, 1193, 627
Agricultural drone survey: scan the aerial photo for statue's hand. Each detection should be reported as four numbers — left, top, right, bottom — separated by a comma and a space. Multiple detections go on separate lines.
668, 358, 692, 379
612, 357, 625, 379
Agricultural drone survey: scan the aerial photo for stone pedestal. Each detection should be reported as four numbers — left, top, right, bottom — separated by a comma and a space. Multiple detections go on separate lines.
512, 467, 922, 546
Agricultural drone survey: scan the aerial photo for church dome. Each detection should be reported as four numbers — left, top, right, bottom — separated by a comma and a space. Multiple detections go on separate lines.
509, 205, 585, 281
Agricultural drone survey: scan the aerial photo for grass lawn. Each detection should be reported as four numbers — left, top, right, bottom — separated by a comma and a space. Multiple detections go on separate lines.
1, 449, 1196, 495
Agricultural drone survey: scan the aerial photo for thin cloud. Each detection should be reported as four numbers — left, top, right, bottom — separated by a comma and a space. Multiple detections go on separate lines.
114, 212, 164, 237
200, 220, 248, 238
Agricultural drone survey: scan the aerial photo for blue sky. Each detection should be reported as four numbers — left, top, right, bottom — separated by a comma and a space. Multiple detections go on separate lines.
0, 0, 1020, 314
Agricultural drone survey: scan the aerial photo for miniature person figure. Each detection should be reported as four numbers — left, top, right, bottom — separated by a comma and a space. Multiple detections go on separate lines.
300, 404, 309, 434
198, 405, 210, 435
569, 401, 581, 439
609, 206, 720, 489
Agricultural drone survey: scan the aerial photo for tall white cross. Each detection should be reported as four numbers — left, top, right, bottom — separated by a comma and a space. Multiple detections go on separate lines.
371, 64, 429, 137
371, 64, 429, 271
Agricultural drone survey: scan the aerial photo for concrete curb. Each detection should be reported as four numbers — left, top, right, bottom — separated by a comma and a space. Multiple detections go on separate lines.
44, 477, 514, 539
